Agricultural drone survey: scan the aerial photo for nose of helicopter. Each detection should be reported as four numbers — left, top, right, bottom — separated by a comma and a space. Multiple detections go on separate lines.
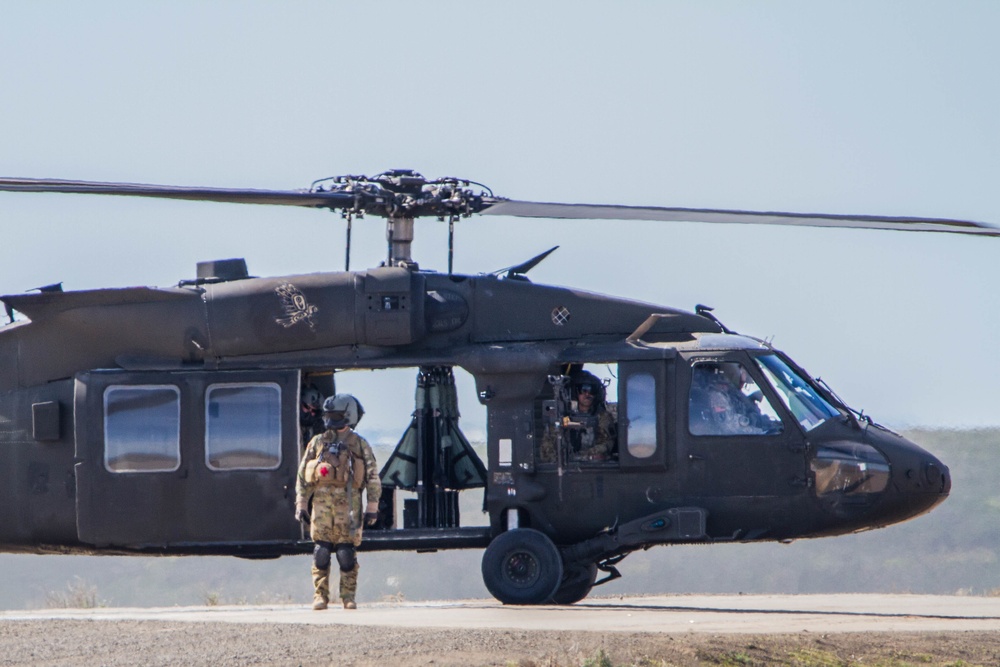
811, 429, 950, 530
874, 431, 951, 524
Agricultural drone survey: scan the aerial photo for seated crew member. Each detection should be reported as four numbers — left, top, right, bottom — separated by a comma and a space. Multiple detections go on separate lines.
539, 371, 617, 463
689, 363, 779, 436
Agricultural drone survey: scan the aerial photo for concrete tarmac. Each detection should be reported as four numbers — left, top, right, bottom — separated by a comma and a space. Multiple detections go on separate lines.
4, 594, 1000, 634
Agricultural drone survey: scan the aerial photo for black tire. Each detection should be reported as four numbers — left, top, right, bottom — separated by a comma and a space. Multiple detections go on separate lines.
549, 562, 598, 605
481, 528, 564, 605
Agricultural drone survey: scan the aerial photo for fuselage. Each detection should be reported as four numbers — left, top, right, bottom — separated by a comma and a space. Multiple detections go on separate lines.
0, 266, 950, 557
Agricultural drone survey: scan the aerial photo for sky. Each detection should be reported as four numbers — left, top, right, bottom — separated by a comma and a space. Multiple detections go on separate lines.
1, 1, 998, 431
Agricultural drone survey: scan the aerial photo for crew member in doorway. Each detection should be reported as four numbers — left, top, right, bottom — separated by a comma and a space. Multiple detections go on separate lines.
539, 370, 617, 463
295, 394, 380, 610
299, 384, 326, 448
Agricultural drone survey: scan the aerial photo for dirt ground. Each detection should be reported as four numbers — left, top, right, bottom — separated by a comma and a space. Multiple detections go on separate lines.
1, 621, 998, 667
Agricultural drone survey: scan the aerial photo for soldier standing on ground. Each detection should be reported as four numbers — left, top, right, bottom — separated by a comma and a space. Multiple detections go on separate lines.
295, 394, 381, 610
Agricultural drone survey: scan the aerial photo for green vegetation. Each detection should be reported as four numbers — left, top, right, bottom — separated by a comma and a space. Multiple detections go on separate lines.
44, 576, 102, 609
581, 649, 614, 667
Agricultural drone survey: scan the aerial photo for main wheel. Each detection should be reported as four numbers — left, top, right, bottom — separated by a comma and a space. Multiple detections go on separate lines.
481, 528, 564, 605
549, 562, 598, 605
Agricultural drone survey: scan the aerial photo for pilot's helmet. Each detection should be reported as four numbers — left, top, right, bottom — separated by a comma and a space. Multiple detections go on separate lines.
301, 385, 323, 411
720, 362, 747, 389
697, 364, 731, 391
571, 370, 605, 405
322, 393, 366, 430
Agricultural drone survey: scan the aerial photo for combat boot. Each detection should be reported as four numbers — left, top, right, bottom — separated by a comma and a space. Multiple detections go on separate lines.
339, 562, 359, 610
311, 565, 330, 611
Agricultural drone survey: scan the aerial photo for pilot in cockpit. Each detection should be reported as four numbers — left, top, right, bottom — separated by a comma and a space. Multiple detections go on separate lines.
689, 362, 782, 436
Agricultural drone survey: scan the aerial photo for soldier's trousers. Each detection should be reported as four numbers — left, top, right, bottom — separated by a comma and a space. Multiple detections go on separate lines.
309, 488, 364, 603
312, 563, 359, 603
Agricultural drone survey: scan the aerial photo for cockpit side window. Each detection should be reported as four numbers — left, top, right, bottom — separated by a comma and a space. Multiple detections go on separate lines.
688, 361, 783, 436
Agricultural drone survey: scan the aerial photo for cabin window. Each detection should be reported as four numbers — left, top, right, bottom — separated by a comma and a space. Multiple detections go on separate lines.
625, 373, 657, 458
104, 385, 181, 473
688, 361, 783, 436
205, 383, 282, 470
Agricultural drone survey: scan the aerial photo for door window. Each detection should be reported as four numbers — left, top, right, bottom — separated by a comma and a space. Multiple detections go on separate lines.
688, 361, 783, 436
205, 383, 282, 470
104, 385, 181, 473
625, 373, 657, 458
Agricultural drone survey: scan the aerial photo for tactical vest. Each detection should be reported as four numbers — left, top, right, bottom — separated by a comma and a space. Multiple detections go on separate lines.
305, 431, 366, 489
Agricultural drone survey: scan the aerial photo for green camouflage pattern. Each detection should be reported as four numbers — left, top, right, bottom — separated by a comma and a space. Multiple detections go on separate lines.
311, 562, 360, 605
309, 485, 364, 545
296, 429, 381, 505
297, 427, 380, 604
539, 409, 616, 463
338, 562, 359, 602
312, 565, 329, 604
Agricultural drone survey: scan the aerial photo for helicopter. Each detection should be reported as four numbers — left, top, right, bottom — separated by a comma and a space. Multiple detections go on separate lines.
0, 169, 988, 605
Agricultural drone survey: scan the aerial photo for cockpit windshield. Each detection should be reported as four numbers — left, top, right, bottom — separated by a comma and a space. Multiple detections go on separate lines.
755, 354, 840, 432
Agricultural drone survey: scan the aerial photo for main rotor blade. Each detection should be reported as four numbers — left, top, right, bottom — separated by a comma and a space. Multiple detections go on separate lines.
481, 200, 1000, 238
0, 177, 354, 209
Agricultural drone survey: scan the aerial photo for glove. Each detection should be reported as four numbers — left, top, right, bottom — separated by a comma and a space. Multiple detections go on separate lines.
364, 501, 379, 526
295, 498, 309, 524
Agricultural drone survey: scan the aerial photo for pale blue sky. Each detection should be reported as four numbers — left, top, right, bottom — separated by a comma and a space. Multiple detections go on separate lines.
1, 2, 998, 429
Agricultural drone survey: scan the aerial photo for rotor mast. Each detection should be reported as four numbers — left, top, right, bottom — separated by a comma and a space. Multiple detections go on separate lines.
386, 215, 416, 269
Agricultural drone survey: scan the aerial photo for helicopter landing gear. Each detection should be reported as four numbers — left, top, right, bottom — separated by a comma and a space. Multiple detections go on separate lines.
549, 562, 598, 605
481, 528, 563, 605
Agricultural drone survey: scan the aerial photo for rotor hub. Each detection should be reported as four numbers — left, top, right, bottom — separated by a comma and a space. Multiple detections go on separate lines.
310, 169, 492, 222
309, 170, 494, 269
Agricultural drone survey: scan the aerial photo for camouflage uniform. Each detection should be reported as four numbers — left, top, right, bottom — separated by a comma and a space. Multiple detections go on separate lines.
296, 428, 381, 607
539, 409, 616, 463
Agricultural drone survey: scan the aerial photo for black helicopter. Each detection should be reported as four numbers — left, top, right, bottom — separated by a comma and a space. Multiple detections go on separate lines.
0, 170, 988, 605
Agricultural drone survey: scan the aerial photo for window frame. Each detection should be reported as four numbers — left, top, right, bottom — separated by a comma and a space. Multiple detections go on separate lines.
617, 360, 670, 470
204, 381, 283, 472
623, 371, 658, 459
103, 384, 182, 474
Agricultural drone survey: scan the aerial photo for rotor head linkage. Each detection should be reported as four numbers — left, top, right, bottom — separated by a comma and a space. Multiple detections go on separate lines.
308, 170, 494, 270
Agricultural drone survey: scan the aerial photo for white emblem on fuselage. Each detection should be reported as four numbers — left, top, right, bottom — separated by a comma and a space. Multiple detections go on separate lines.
275, 283, 319, 330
